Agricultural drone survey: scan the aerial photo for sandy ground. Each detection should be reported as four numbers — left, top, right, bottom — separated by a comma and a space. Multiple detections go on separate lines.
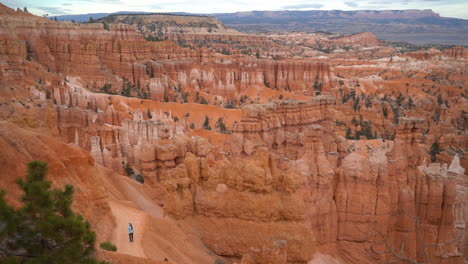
109, 200, 148, 258
308, 254, 342, 264
98, 167, 216, 263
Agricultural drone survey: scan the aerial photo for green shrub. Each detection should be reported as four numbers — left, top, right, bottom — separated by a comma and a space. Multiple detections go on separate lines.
200, 97, 208, 104
100, 84, 114, 94
100, 241, 117, 252
135, 174, 144, 184
125, 163, 135, 176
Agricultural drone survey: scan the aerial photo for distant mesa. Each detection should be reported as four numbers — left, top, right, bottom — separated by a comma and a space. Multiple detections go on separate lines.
54, 9, 468, 45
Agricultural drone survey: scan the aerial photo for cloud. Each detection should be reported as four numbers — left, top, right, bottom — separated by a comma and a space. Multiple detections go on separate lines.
345, 1, 359, 7
282, 3, 324, 9
37, 6, 69, 14
368, 1, 393, 4
69, 0, 122, 3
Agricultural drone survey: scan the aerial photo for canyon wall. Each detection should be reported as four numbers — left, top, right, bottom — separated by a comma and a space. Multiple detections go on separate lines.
0, 8, 333, 103
0, 4, 466, 264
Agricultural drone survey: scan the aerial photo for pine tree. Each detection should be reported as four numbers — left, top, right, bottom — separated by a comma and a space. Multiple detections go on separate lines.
396, 93, 404, 106
437, 94, 443, 105
382, 106, 388, 118
429, 141, 442, 162
202, 116, 211, 130
216, 117, 227, 133
0, 161, 107, 264
345, 127, 353, 139
408, 97, 415, 109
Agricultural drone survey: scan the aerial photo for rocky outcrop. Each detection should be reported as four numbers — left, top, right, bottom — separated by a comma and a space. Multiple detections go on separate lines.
404, 48, 445, 60
332, 32, 382, 47
404, 46, 467, 60
99, 14, 242, 39
0, 4, 466, 264
98, 13, 272, 55
231, 97, 336, 156
445, 46, 468, 59
0, 8, 332, 104
147, 58, 333, 100
240, 241, 288, 264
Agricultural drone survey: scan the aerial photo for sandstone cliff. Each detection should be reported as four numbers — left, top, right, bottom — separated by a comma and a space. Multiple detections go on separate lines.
331, 32, 382, 47
99, 13, 241, 39
0, 4, 466, 264
0, 8, 332, 104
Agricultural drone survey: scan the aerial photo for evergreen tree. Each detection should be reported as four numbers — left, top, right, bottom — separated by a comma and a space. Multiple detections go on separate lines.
396, 93, 404, 106
345, 127, 353, 140
0, 161, 107, 264
360, 121, 374, 139
365, 96, 372, 108
353, 96, 360, 111
216, 117, 227, 133
202, 116, 211, 130
437, 94, 443, 105
408, 97, 415, 109
429, 141, 442, 162
200, 97, 208, 104
382, 106, 388, 118
313, 80, 323, 94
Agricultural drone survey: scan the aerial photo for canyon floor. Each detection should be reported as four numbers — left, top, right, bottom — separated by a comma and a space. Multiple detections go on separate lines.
0, 4, 467, 264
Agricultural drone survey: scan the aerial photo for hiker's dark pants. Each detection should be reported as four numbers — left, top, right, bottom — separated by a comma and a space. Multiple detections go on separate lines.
129, 233, 133, 242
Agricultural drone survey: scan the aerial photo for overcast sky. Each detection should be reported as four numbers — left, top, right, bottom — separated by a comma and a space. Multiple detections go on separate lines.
3, 0, 468, 19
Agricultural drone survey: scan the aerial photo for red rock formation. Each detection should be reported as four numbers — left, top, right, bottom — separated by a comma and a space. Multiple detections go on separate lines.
332, 32, 382, 47
100, 13, 242, 38
99, 13, 274, 56
404, 48, 445, 60
0, 9, 333, 104
445, 46, 468, 59
0, 4, 466, 264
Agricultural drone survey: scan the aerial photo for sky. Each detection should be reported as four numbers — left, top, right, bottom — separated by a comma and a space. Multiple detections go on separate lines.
2, 0, 468, 19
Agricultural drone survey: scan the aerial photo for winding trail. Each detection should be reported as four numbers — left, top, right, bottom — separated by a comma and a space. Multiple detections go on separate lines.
109, 200, 148, 258
99, 170, 216, 263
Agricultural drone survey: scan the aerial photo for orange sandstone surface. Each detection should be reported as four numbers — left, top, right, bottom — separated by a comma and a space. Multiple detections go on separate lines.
0, 4, 466, 264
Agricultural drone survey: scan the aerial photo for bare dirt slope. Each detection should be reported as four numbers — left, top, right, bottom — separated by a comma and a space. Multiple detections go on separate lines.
0, 121, 216, 264
108, 200, 148, 258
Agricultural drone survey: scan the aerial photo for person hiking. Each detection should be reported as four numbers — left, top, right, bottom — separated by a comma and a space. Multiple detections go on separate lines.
128, 223, 134, 242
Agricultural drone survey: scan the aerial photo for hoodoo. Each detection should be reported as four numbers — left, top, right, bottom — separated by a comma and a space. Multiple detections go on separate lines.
0, 3, 466, 264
